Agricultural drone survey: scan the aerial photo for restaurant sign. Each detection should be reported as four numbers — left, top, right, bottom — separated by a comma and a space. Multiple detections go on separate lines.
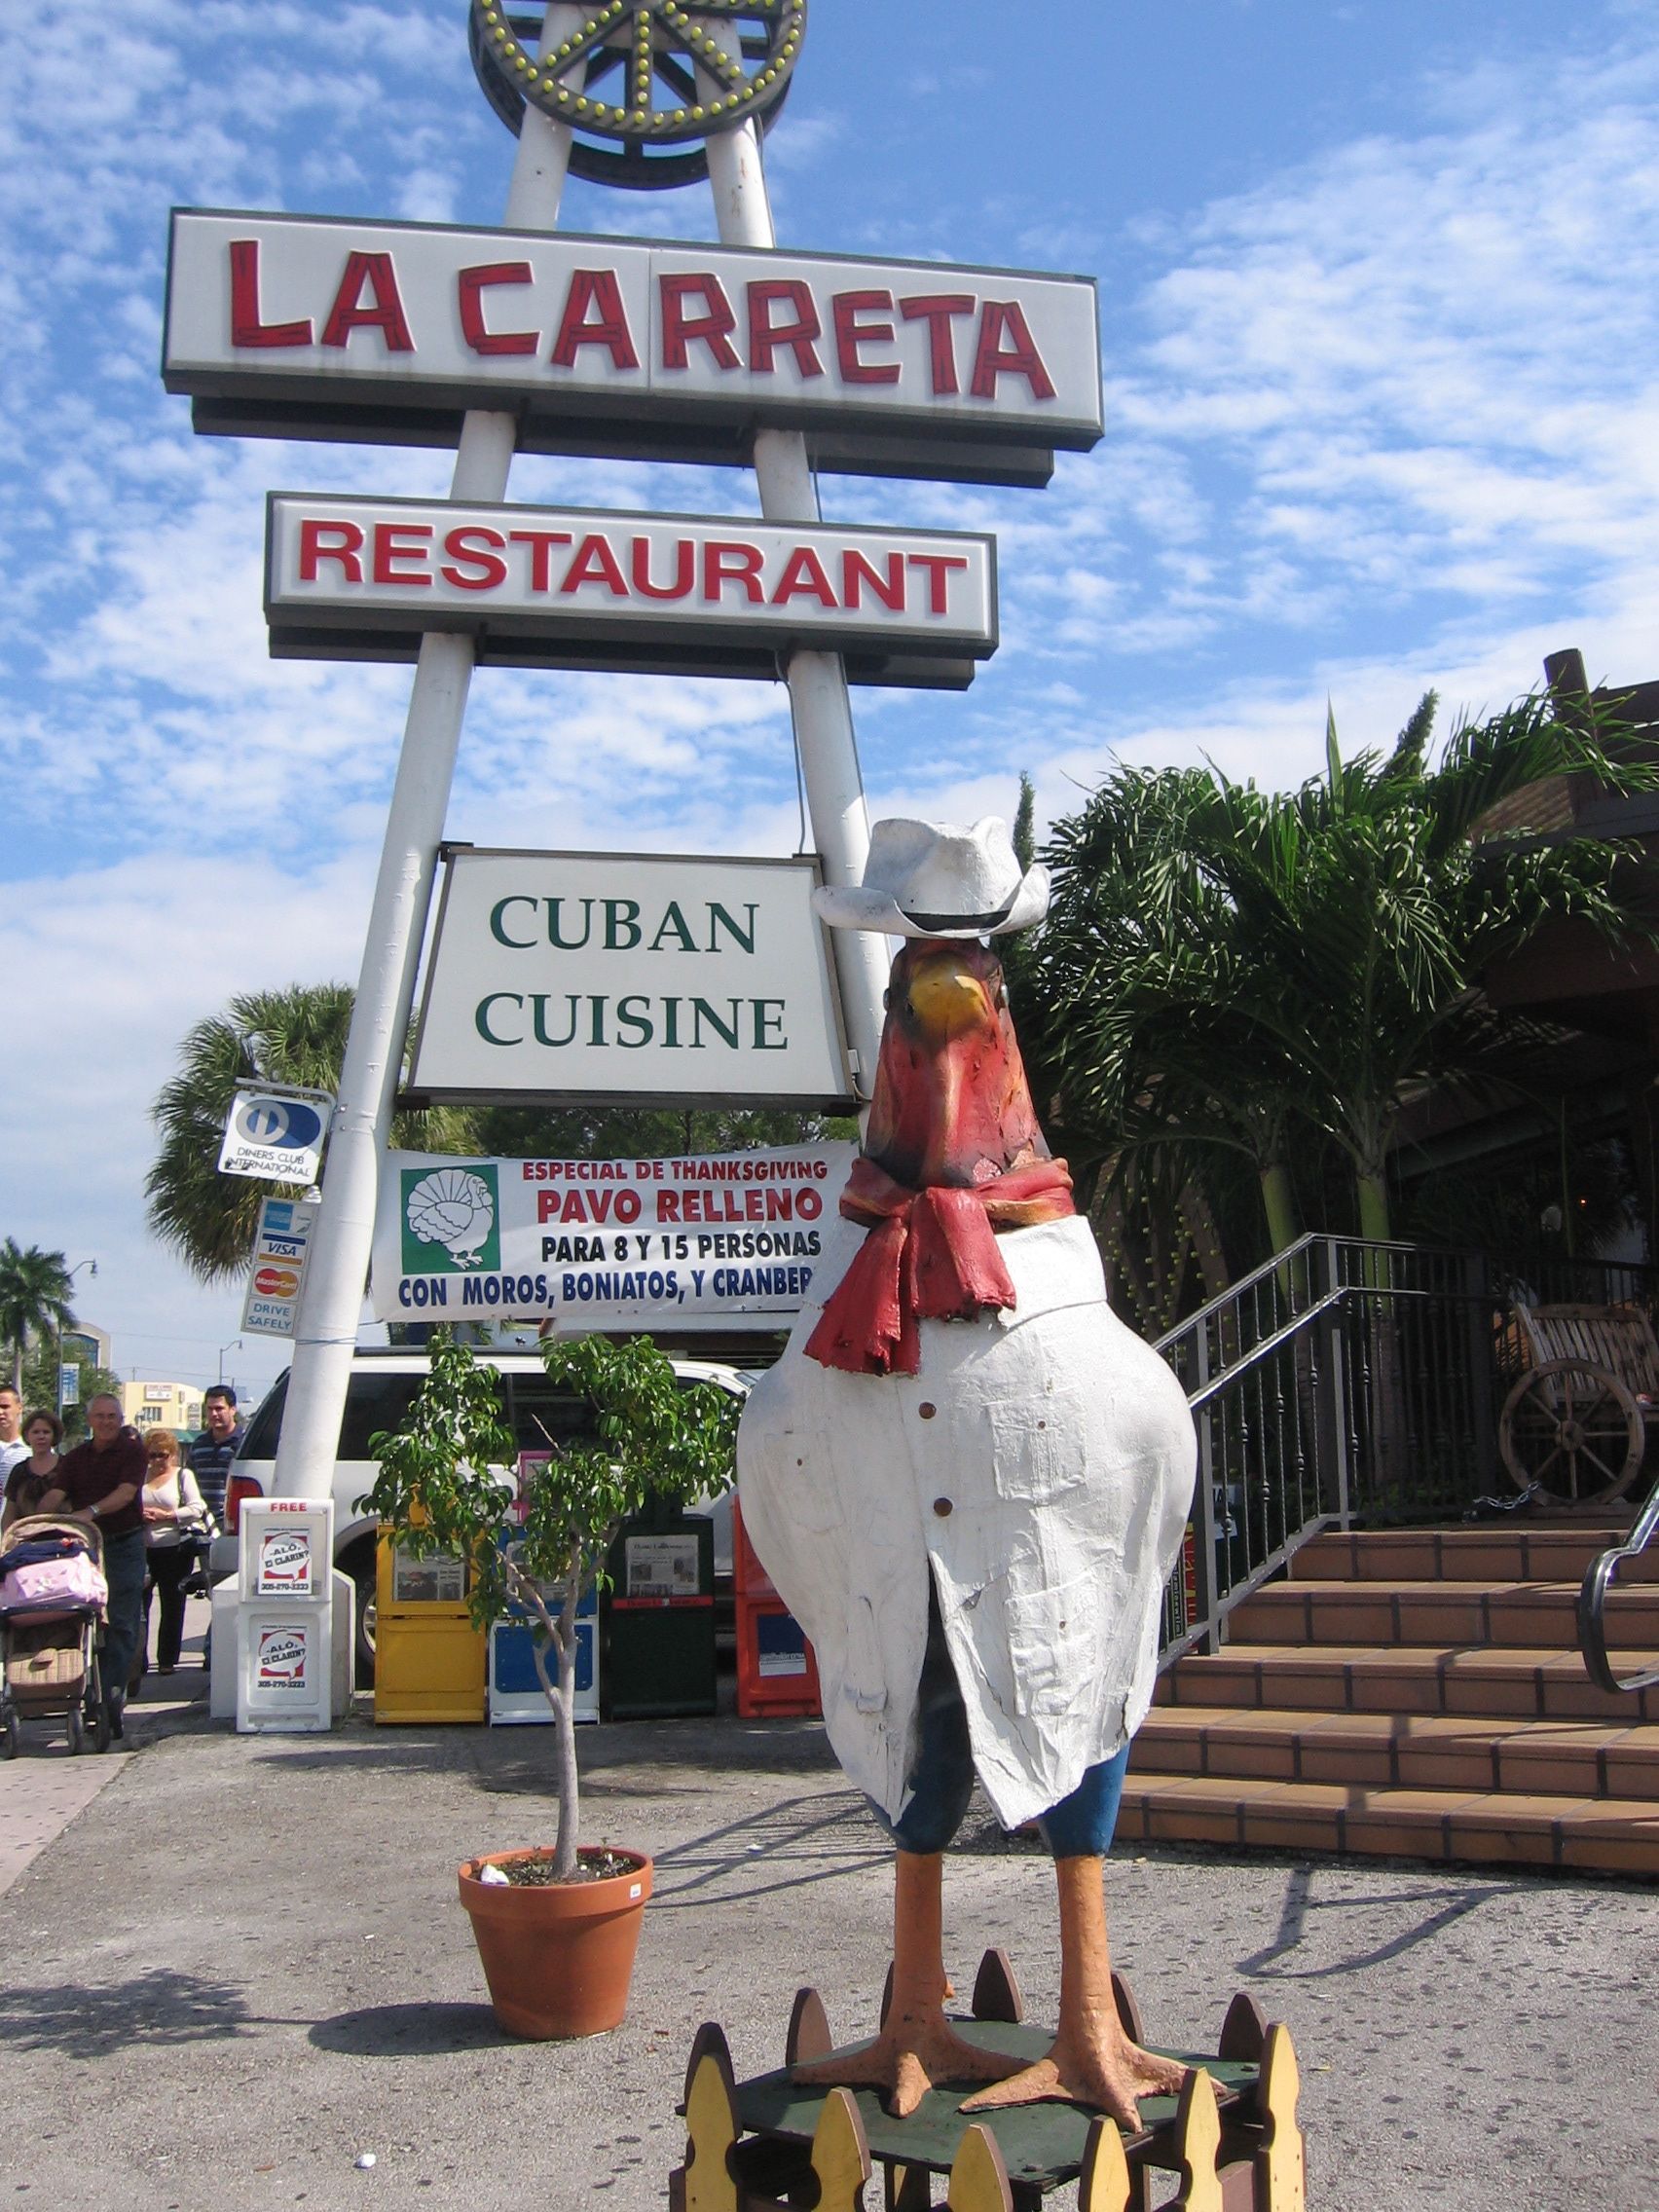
164, 210, 1103, 486
265, 495, 994, 688
408, 849, 854, 1108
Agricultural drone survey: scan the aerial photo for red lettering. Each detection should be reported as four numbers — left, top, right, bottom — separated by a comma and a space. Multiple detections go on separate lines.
832, 289, 899, 385
458, 261, 537, 355
898, 293, 976, 395
969, 299, 1056, 401
560, 534, 629, 596
747, 280, 824, 378
537, 1192, 559, 1223
746, 1190, 763, 1220
441, 525, 508, 591
658, 272, 740, 370
905, 553, 970, 614
549, 268, 640, 370
297, 519, 362, 583
842, 549, 904, 610
229, 240, 313, 349
372, 523, 433, 585
560, 1190, 586, 1223
509, 529, 573, 590
319, 251, 415, 351
656, 1192, 682, 1223
770, 545, 837, 608
703, 540, 765, 604
631, 535, 695, 600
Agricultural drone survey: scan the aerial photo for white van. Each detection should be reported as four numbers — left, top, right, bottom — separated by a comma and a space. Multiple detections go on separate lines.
217, 1347, 755, 1684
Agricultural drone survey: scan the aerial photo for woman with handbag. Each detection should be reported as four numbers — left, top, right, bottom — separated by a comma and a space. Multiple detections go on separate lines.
138, 1428, 214, 1677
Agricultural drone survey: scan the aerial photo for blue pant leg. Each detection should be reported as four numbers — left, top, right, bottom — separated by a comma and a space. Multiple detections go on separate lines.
99, 1530, 148, 1709
1035, 1746, 1131, 1860
867, 1586, 977, 1856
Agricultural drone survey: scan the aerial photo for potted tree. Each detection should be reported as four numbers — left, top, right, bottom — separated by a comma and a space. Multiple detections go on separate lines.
359, 1326, 739, 2039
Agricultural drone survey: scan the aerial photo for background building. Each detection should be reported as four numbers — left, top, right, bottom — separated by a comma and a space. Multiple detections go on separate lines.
120, 1380, 203, 1435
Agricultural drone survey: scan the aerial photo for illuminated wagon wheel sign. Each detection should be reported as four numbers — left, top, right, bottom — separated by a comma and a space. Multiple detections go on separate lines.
470, 0, 806, 188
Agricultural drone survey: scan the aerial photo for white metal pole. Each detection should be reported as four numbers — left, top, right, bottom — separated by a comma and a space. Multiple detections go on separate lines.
698, 103, 890, 1095
272, 6, 587, 1498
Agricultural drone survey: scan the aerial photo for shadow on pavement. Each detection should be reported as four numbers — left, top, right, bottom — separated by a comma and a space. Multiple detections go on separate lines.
0, 1968, 255, 2053
309, 2002, 501, 2057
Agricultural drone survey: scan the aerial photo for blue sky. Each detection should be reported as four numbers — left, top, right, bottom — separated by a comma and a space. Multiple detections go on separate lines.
4, 0, 1658, 1398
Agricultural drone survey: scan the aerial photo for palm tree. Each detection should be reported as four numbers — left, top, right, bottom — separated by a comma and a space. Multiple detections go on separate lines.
0, 1241, 76, 1392
147, 983, 849, 1287
1023, 691, 1654, 1259
146, 983, 481, 1285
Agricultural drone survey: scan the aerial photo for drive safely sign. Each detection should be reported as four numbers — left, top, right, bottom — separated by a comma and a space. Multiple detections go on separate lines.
242, 1196, 317, 1338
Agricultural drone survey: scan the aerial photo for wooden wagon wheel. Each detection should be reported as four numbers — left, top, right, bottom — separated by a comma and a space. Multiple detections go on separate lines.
1498, 1357, 1643, 1504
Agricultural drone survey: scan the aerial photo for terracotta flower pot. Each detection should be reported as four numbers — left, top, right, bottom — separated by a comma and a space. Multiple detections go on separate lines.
458, 1847, 652, 2040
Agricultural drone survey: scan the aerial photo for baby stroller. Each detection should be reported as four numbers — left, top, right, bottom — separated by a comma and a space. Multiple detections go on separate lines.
0, 1516, 111, 1756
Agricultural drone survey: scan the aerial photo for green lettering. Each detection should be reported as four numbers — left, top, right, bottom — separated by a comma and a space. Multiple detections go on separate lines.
649, 901, 697, 953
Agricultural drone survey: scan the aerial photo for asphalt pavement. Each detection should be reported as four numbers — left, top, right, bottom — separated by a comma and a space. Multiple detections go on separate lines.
0, 1611, 1653, 2212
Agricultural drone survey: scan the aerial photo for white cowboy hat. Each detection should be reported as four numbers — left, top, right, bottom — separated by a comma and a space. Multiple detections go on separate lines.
813, 816, 1050, 939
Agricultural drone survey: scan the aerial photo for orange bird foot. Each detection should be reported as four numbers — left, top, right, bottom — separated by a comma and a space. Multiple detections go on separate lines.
793, 2017, 1020, 2120
959, 2027, 1188, 2129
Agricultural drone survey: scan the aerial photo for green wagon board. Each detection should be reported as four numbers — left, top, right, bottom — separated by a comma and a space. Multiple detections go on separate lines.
732, 2019, 1260, 2192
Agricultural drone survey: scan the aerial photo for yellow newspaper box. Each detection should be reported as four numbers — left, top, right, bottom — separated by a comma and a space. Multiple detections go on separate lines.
372, 1530, 486, 1724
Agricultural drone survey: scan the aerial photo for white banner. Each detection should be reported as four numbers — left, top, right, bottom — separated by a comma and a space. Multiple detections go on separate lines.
264, 495, 995, 687
165, 210, 1102, 483
242, 1196, 317, 1338
409, 849, 854, 1105
371, 1144, 855, 1330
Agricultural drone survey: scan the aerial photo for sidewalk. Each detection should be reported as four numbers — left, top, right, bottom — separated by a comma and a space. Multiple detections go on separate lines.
0, 1637, 1651, 2211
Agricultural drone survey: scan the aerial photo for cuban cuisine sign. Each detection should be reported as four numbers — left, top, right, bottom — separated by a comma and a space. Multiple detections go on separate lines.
266, 495, 995, 688
371, 1143, 856, 1329
409, 849, 853, 1107
164, 211, 1103, 486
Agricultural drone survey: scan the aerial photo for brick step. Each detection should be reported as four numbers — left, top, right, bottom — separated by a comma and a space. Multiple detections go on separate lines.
1157, 1642, 1659, 1724
1290, 1525, 1653, 1585
1131, 1704, 1659, 1800
1116, 1772, 1659, 1875
1229, 1577, 1659, 1649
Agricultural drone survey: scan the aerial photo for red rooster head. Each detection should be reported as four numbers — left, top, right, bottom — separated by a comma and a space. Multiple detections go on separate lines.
863, 939, 1051, 1191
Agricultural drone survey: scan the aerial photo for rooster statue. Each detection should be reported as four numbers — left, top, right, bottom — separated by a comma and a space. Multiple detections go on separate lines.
737, 817, 1197, 2125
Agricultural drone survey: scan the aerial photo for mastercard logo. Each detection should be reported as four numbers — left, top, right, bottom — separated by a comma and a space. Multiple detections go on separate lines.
255, 1266, 300, 1298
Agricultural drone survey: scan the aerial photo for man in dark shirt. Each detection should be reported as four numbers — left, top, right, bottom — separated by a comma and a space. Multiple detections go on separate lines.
44, 1392, 147, 1737
187, 1384, 243, 1532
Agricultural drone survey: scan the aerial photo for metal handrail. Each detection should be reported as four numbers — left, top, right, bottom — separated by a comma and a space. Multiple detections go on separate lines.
1578, 1478, 1659, 1694
1150, 1233, 1659, 1663
1182, 1285, 1346, 1409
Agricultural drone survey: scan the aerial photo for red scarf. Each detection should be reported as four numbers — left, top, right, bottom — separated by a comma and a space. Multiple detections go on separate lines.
805, 1156, 1076, 1378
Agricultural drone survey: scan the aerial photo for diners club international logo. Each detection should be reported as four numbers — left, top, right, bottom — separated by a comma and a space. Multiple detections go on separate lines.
400, 1162, 500, 1273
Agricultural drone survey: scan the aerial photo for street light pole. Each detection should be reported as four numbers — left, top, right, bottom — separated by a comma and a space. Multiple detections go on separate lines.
54, 1257, 98, 1425
218, 1339, 241, 1387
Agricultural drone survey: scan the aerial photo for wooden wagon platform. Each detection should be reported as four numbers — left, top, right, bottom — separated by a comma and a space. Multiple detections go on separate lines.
671, 1955, 1305, 2211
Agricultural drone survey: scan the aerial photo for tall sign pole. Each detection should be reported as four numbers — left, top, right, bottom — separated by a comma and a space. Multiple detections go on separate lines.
271, 4, 589, 1498
697, 86, 891, 1094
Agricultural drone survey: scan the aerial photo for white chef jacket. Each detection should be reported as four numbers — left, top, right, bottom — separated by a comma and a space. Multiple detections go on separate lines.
737, 1210, 1197, 1830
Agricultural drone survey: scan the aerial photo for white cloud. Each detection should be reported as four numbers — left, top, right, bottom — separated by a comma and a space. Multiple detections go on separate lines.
5, 7, 1659, 1383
